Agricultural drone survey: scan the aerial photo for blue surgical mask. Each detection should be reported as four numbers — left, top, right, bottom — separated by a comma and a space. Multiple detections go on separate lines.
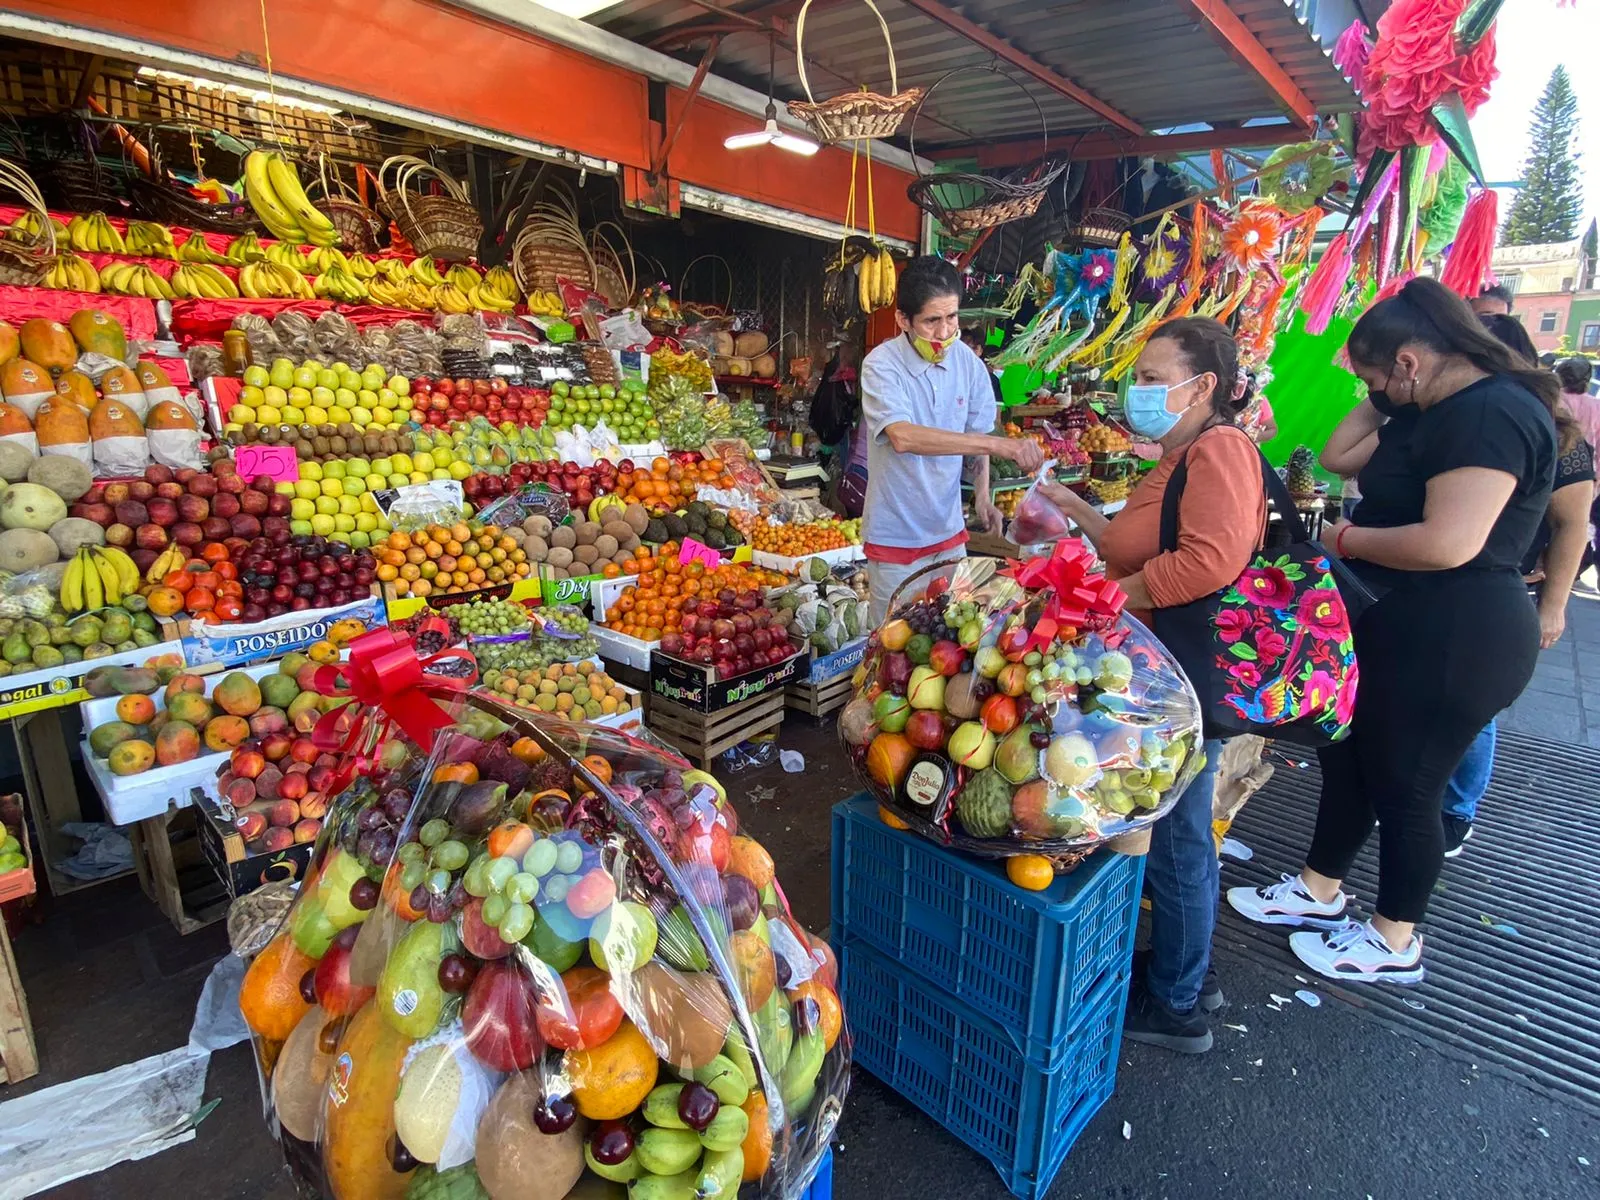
1124, 374, 1199, 439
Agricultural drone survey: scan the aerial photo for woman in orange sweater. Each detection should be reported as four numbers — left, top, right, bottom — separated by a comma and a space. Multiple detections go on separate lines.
1042, 317, 1266, 1054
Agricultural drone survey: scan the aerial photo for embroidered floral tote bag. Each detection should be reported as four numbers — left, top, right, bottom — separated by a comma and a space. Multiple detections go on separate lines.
1151, 437, 1359, 746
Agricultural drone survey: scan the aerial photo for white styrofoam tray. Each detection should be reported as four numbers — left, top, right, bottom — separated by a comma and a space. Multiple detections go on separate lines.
79, 657, 318, 826
591, 625, 657, 672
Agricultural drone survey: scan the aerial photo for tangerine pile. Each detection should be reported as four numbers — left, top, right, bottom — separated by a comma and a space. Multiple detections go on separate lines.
377, 521, 531, 598
738, 518, 854, 556
145, 542, 243, 620
603, 544, 785, 642
613, 456, 737, 514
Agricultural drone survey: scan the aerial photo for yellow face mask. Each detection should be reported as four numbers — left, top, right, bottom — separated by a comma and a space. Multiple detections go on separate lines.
909, 332, 958, 363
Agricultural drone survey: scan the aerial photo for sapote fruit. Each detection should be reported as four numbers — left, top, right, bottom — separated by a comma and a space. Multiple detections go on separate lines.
838, 695, 877, 747
943, 671, 984, 720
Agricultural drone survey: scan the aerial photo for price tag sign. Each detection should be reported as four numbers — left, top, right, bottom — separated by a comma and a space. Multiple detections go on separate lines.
234, 444, 299, 483
679, 537, 723, 569
731, 546, 753, 564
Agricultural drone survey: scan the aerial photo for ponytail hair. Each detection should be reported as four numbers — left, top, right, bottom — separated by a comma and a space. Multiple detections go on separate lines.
1477, 313, 1580, 454
1348, 277, 1566, 444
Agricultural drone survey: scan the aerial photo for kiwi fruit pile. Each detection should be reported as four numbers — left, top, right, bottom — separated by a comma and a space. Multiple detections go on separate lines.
222, 422, 411, 462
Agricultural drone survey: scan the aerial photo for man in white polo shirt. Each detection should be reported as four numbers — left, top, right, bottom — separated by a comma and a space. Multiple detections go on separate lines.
861, 256, 1047, 624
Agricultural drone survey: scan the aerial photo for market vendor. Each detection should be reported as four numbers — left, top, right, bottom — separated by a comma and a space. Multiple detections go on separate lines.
861, 256, 1047, 624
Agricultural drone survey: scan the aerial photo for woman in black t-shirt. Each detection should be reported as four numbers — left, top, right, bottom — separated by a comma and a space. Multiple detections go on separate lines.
1227, 279, 1557, 985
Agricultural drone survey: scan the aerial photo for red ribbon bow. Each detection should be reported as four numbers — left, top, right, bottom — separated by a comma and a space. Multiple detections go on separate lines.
1003, 539, 1127, 652
310, 625, 476, 791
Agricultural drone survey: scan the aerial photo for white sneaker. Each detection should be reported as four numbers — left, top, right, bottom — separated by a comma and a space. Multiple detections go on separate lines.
1289, 920, 1426, 985
1226, 873, 1351, 930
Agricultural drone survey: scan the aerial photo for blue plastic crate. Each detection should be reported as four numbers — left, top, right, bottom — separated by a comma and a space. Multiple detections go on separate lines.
831, 795, 1143, 1057
840, 939, 1125, 1200
800, 1147, 833, 1198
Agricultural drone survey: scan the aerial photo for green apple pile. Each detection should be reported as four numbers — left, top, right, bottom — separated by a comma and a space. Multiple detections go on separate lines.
547, 379, 660, 443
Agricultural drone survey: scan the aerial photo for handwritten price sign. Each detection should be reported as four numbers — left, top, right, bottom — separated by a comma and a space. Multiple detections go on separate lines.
679, 537, 724, 569
234, 444, 299, 483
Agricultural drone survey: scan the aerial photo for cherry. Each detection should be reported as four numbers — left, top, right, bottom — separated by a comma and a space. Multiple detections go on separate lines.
676, 1081, 720, 1131
533, 1094, 577, 1134
299, 968, 318, 1004
1029, 730, 1052, 750
588, 1120, 635, 1166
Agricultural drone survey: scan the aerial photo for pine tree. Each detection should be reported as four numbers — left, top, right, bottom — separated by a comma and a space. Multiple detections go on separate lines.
1501, 67, 1583, 246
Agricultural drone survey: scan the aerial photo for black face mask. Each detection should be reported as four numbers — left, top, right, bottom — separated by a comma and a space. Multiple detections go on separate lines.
1367, 389, 1403, 418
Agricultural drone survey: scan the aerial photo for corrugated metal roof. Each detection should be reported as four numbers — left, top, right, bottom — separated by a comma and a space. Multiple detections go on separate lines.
595, 0, 1366, 148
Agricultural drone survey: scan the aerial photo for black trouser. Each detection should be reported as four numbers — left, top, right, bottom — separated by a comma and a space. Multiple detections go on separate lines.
1306, 572, 1539, 923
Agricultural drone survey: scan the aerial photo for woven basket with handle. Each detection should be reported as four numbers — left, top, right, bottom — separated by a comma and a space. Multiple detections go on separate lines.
310, 155, 385, 253
378, 155, 481, 263
0, 155, 55, 284
786, 0, 924, 143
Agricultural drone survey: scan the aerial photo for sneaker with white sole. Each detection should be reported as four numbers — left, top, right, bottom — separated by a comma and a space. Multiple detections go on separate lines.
1442, 817, 1474, 859
1226, 872, 1351, 930
1289, 920, 1426, 985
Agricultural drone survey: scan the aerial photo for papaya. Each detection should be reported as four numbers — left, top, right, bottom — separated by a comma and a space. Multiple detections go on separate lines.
34, 398, 89, 452
19, 319, 75, 373
133, 360, 179, 401
144, 398, 197, 431
89, 396, 144, 440
0, 321, 17, 367
0, 402, 34, 441
68, 308, 126, 359
0, 359, 56, 417
98, 365, 144, 404
54, 370, 97, 413
323, 1001, 416, 1200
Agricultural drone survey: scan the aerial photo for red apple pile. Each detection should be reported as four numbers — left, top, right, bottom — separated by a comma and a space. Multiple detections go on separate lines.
413, 377, 550, 429
461, 459, 624, 510
71, 462, 293, 576
658, 590, 797, 680
235, 533, 377, 623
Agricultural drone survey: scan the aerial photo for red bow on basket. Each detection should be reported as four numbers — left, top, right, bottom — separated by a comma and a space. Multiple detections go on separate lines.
1003, 538, 1128, 652
310, 625, 477, 791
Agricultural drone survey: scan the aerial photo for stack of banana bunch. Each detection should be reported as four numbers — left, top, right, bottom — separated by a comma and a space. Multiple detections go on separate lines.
169, 260, 241, 299
525, 289, 563, 316
142, 544, 192, 586
238, 259, 316, 300
61, 545, 141, 614
857, 243, 898, 314
4, 211, 65, 243
243, 150, 339, 248
313, 262, 370, 303
476, 265, 521, 312
224, 232, 267, 264
41, 253, 101, 292
99, 260, 176, 299
65, 211, 126, 254
266, 242, 314, 275
366, 256, 432, 310
177, 232, 227, 265
124, 220, 178, 259
432, 262, 516, 314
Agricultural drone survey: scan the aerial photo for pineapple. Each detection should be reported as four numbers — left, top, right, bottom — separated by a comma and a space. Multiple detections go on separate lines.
1286, 446, 1316, 499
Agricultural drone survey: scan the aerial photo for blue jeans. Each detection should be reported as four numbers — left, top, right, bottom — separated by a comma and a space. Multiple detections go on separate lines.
1144, 737, 1223, 1014
1443, 719, 1495, 823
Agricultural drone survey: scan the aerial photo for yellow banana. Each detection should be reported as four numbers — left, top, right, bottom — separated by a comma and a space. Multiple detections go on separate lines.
90, 548, 122, 606
264, 154, 337, 240
101, 547, 140, 596
81, 548, 104, 611
199, 264, 239, 298
60, 551, 84, 613
244, 151, 307, 243
226, 232, 265, 264
858, 252, 875, 314
146, 544, 182, 584
411, 256, 445, 287
94, 212, 125, 254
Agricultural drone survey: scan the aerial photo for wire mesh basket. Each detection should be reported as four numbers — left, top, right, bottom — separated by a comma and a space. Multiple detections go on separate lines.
906, 66, 1069, 236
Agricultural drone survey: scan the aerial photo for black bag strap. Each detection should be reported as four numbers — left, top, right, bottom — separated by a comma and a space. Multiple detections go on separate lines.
1157, 426, 1309, 555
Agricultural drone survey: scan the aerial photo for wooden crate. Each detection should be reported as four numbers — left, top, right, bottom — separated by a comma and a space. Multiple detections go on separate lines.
786, 671, 854, 720
0, 912, 35, 1086
645, 690, 786, 770
129, 807, 231, 936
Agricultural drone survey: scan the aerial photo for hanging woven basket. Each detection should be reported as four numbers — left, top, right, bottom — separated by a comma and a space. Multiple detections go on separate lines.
511, 185, 597, 294
0, 155, 56, 284
1067, 206, 1133, 250
786, 0, 924, 143
377, 155, 481, 263
905, 66, 1069, 236
309, 155, 386, 253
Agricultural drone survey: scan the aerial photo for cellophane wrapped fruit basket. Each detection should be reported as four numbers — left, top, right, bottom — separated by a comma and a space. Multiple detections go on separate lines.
240, 697, 846, 1200
840, 555, 1203, 860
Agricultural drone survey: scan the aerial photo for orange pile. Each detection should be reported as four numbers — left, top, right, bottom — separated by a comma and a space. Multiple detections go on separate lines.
604, 543, 785, 642
377, 521, 531, 599
740, 520, 852, 556
614, 456, 737, 514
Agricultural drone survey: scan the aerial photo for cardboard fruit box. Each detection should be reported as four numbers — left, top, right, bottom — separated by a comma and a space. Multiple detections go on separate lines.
191, 785, 315, 899
649, 636, 806, 713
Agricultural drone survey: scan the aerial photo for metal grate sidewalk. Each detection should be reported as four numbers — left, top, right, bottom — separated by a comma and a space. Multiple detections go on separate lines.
1217, 729, 1600, 1116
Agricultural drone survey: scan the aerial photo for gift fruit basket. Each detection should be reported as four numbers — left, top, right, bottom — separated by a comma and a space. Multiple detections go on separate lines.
239, 631, 845, 1199
839, 547, 1204, 883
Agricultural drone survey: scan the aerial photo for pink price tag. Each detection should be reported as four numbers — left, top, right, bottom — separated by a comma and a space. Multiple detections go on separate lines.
234, 443, 299, 483
679, 537, 722, 569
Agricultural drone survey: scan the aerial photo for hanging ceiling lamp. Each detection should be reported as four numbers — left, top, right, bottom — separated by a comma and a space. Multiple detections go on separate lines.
724, 37, 820, 156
